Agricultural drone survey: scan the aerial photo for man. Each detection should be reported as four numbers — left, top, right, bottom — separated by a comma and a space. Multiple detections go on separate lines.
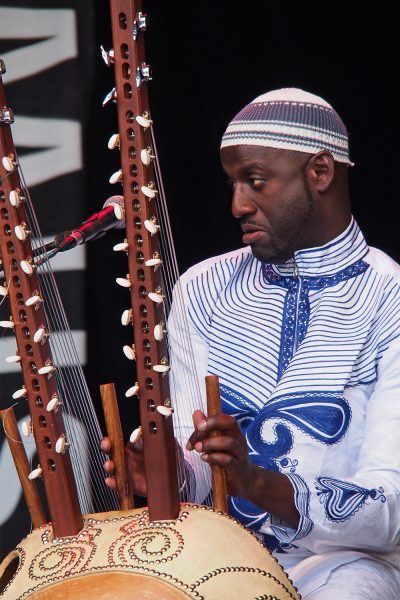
104, 88, 400, 598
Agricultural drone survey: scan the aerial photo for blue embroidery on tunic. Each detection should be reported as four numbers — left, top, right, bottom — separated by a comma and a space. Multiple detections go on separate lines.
315, 476, 386, 522
220, 385, 351, 536
263, 259, 369, 379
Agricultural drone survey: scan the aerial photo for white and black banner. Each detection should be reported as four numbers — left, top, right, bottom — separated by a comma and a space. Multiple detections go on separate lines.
0, 0, 95, 558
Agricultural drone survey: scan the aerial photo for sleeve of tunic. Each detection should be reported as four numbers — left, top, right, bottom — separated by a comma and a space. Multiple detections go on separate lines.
270, 335, 400, 554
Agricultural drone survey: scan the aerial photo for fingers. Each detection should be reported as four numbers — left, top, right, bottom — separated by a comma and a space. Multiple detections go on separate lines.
105, 476, 117, 490
186, 411, 239, 450
100, 437, 111, 453
194, 434, 242, 458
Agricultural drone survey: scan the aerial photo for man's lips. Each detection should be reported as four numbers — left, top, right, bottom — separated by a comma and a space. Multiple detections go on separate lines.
241, 224, 266, 245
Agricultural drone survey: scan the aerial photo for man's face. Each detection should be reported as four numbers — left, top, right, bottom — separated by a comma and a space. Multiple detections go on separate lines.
221, 145, 317, 264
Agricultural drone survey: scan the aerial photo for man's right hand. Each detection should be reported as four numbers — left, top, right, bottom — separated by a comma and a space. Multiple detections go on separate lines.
100, 437, 147, 497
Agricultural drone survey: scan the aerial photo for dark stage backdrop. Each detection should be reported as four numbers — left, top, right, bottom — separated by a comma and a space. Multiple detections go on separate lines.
1, 0, 399, 559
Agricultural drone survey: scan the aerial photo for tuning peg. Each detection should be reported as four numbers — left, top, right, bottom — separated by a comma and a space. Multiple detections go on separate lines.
123, 344, 136, 360
129, 426, 142, 444
46, 395, 61, 412
100, 45, 115, 66
108, 133, 120, 149
14, 223, 31, 241
0, 284, 8, 296
116, 275, 131, 288
136, 63, 152, 89
20, 259, 35, 275
55, 434, 69, 454
0, 318, 14, 329
113, 241, 129, 252
109, 169, 123, 184
38, 361, 56, 377
22, 420, 33, 437
144, 217, 160, 236
132, 11, 148, 40
5, 354, 21, 363
2, 153, 17, 173
28, 465, 43, 480
102, 87, 117, 107
12, 386, 27, 400
145, 254, 162, 269
9, 189, 25, 207
157, 405, 174, 418
148, 288, 164, 304
153, 358, 170, 374
25, 294, 42, 307
141, 182, 157, 199
121, 309, 133, 326
33, 327, 48, 344
140, 147, 155, 166
125, 382, 140, 397
154, 321, 166, 341
136, 112, 152, 129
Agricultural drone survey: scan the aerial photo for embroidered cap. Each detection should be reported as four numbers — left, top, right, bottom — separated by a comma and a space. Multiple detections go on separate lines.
221, 88, 353, 165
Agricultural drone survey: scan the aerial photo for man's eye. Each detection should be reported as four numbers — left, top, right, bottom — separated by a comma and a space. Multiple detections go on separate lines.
249, 178, 265, 188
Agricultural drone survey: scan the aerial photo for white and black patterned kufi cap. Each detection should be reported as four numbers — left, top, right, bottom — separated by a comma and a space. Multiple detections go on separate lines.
221, 88, 353, 165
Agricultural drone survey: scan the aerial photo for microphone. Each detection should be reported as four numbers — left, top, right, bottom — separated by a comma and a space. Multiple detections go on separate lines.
57, 196, 125, 252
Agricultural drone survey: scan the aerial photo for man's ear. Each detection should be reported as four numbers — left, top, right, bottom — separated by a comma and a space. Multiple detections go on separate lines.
306, 151, 335, 192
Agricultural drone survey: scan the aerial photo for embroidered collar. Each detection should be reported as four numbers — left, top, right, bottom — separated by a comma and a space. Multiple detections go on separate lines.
264, 217, 369, 279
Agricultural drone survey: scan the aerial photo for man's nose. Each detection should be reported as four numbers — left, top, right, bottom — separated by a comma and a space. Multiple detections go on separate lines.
231, 184, 256, 219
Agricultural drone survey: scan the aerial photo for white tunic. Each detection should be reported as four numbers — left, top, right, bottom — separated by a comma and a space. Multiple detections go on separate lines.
168, 218, 400, 595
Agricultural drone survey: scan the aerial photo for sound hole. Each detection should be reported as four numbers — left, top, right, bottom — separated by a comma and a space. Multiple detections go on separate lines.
147, 400, 155, 412
47, 459, 56, 472
16, 292, 24, 305
120, 43, 129, 58
149, 422, 157, 434
119, 12, 127, 29
141, 321, 149, 334
38, 416, 47, 428
124, 83, 132, 99
126, 110, 134, 123
122, 63, 130, 79
43, 437, 51, 449
137, 269, 145, 281
1, 207, 8, 219
145, 378, 153, 389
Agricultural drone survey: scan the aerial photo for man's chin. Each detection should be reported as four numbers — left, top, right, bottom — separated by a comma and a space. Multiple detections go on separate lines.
249, 244, 289, 265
